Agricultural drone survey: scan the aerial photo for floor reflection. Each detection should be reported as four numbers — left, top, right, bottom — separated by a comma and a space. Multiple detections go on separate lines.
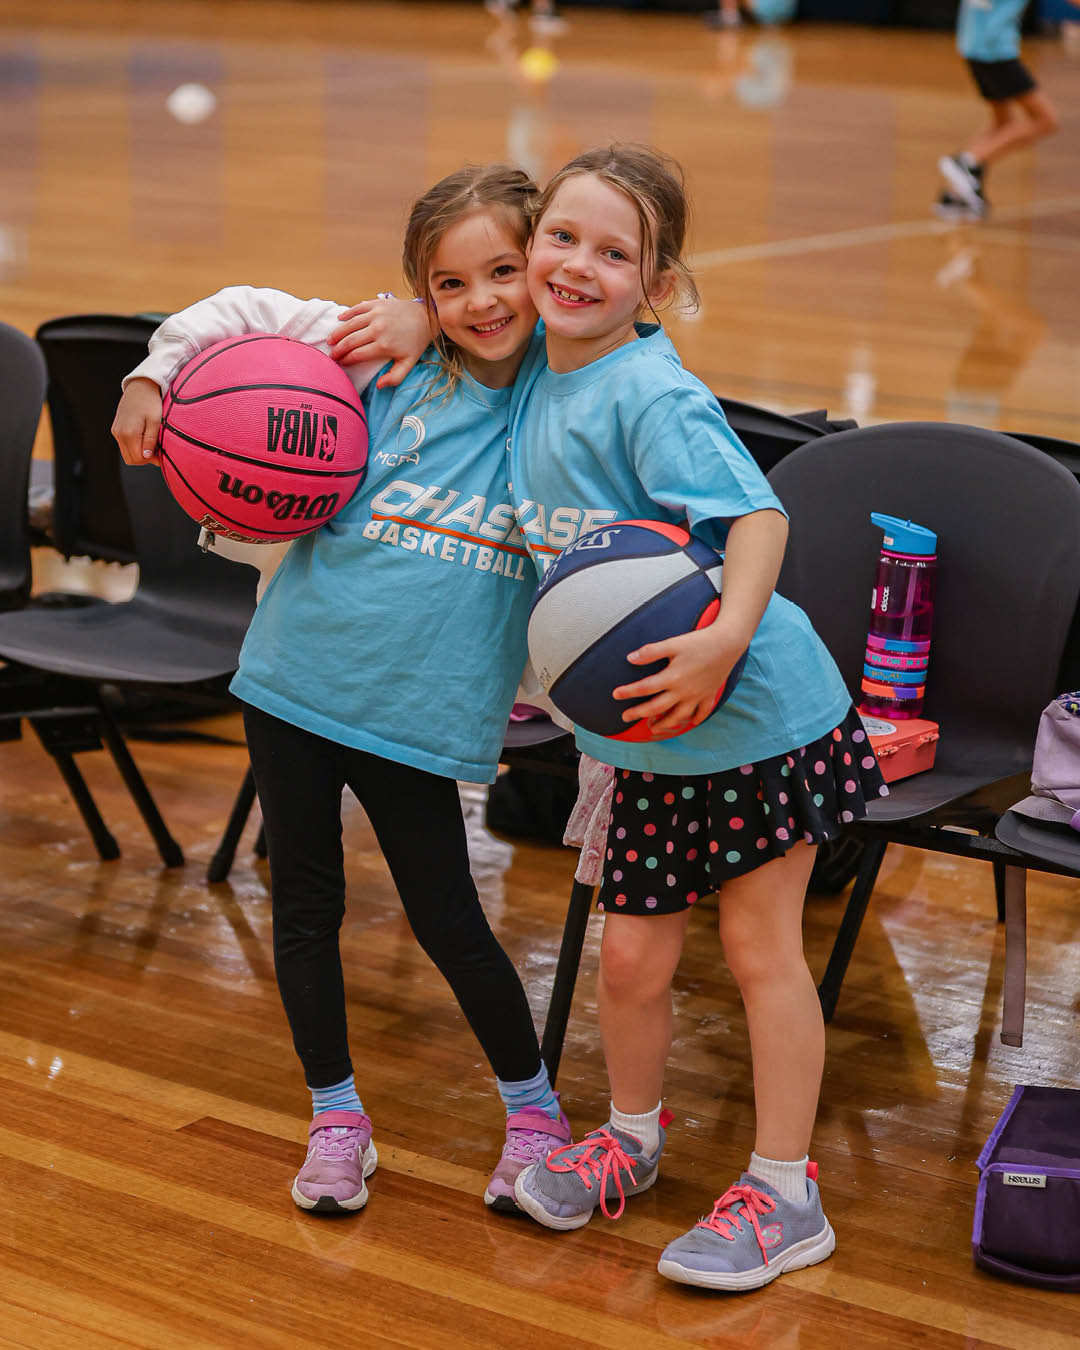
936, 240, 1047, 430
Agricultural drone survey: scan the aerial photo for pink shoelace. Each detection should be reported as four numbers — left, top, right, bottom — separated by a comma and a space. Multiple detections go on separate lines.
697, 1183, 777, 1264
311, 1124, 368, 1162
546, 1128, 641, 1220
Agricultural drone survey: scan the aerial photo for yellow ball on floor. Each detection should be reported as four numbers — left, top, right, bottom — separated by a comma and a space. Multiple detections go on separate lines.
518, 46, 558, 83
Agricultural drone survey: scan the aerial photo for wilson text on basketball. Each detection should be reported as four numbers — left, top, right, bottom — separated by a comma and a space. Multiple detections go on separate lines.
214, 471, 339, 522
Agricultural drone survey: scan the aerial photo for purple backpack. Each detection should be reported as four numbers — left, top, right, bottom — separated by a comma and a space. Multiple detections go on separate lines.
973, 1086, 1080, 1290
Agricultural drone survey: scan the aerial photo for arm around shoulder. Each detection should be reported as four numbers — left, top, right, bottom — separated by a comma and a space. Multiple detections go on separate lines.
123, 285, 356, 395
115, 286, 356, 463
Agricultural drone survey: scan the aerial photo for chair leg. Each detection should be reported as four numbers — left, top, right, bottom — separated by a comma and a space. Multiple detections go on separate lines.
29, 720, 120, 861
207, 766, 258, 884
254, 823, 268, 859
992, 858, 1007, 923
540, 878, 594, 1086
96, 701, 184, 868
1000, 865, 1027, 1048
817, 836, 888, 1022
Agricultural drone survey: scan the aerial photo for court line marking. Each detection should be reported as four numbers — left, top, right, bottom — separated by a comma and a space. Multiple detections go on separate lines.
689, 194, 1080, 270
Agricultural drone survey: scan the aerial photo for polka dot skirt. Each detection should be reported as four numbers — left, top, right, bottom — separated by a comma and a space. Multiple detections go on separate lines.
596, 705, 889, 916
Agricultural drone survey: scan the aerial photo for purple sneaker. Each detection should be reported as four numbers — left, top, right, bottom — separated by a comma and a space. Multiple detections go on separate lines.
484, 1106, 572, 1213
291, 1110, 378, 1214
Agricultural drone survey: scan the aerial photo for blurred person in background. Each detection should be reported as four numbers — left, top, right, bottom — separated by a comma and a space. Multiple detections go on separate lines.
937, 0, 1060, 221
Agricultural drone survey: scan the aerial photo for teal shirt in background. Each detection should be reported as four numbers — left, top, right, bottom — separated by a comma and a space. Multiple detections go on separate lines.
957, 0, 1026, 62
232, 340, 544, 783
508, 328, 852, 776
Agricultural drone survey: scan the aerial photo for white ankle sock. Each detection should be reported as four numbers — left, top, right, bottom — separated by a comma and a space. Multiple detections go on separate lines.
748, 1151, 809, 1204
609, 1101, 662, 1155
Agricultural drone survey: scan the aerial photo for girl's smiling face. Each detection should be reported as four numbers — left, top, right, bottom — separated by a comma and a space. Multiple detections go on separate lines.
427, 209, 536, 388
527, 172, 673, 372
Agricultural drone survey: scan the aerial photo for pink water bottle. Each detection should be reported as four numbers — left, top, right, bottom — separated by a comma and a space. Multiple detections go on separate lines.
859, 513, 938, 721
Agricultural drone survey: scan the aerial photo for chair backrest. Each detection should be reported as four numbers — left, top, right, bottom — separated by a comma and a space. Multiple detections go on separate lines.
788, 409, 859, 436
0, 319, 47, 607
1006, 431, 1080, 482
35, 314, 161, 564
717, 395, 832, 476
118, 459, 257, 631
768, 423, 1080, 745
1006, 433, 1080, 691
0, 322, 48, 611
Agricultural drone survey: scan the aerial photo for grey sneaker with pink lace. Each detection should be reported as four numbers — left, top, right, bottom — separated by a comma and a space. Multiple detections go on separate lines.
291, 1109, 378, 1213
513, 1112, 671, 1230
484, 1106, 572, 1213
657, 1169, 835, 1290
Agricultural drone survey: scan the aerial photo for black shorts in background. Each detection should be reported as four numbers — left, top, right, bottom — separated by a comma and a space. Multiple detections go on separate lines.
967, 57, 1037, 102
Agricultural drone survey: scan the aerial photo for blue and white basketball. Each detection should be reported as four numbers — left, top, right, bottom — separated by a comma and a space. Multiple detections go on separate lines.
527, 520, 747, 743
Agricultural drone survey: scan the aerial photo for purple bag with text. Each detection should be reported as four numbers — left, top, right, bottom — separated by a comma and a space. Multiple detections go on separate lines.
973, 1086, 1080, 1290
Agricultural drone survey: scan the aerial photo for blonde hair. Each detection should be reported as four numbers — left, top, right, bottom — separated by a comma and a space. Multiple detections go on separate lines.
402, 164, 537, 399
530, 144, 699, 317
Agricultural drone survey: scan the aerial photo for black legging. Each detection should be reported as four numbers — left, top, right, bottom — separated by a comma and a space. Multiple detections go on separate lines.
243, 703, 542, 1089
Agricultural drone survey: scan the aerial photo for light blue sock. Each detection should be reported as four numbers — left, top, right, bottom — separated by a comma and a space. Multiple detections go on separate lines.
496, 1062, 561, 1122
310, 1074, 364, 1119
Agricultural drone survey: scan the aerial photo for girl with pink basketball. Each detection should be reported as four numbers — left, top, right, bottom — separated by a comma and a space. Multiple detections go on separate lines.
112, 165, 574, 1217
503, 145, 888, 1291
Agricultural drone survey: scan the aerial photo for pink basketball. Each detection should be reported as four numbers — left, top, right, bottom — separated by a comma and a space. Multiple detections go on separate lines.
159, 333, 368, 542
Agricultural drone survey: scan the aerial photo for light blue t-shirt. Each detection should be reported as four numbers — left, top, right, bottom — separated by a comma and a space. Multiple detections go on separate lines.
957, 0, 1025, 62
508, 328, 852, 775
231, 341, 544, 783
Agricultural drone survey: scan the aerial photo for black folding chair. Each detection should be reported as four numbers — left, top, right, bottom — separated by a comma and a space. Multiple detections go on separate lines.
27, 313, 266, 874
35, 314, 159, 564
1006, 432, 1080, 694
992, 801, 1080, 1047
716, 395, 853, 477
767, 422, 1080, 1033
0, 322, 48, 612
1007, 431, 1080, 482
0, 457, 257, 867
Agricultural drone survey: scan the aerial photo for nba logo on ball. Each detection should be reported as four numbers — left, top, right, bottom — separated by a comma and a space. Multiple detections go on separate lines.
527, 520, 747, 743
158, 334, 368, 543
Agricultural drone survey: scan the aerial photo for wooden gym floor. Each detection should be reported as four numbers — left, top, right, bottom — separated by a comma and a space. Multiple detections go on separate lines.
1, 2, 1079, 1346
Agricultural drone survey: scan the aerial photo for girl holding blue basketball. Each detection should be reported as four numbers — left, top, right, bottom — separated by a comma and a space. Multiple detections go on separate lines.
500, 144, 888, 1291
112, 166, 574, 1217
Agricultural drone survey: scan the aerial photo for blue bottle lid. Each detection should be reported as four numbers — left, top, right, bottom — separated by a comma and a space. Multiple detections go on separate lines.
870, 512, 937, 556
